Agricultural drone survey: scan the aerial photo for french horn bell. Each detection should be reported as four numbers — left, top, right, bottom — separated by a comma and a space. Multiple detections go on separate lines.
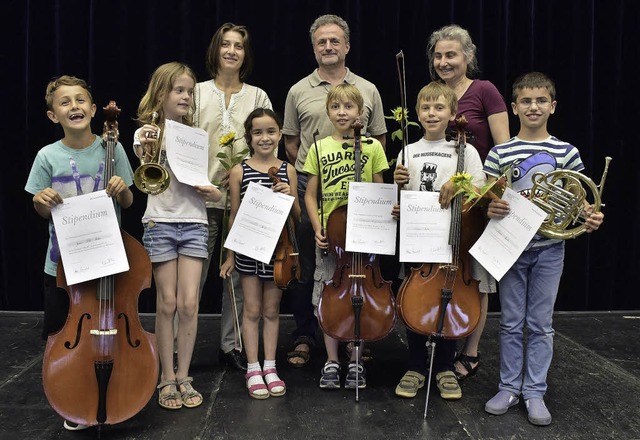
530, 156, 611, 240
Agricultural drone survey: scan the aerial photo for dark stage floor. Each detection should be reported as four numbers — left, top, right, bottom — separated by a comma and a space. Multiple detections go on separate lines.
1, 310, 639, 440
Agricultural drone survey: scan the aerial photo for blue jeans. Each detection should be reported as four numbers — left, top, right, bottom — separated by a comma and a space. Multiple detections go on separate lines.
498, 242, 564, 400
142, 222, 208, 263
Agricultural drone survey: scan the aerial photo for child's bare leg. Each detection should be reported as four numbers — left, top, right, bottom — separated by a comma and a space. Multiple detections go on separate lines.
262, 281, 285, 395
153, 260, 180, 408
175, 255, 202, 406
241, 275, 263, 365
261, 281, 282, 361
324, 333, 340, 362
455, 293, 487, 376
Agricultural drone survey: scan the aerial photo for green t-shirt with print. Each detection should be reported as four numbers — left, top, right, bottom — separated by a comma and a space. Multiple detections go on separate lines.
302, 135, 388, 226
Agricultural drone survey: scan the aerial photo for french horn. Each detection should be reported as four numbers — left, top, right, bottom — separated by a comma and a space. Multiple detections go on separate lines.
529, 156, 611, 240
133, 112, 170, 195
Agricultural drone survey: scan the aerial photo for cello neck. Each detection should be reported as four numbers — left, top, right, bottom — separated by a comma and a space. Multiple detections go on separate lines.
448, 116, 469, 262
351, 121, 364, 183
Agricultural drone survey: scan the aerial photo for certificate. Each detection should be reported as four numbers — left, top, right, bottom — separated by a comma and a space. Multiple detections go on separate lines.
469, 187, 546, 281
50, 190, 129, 285
224, 182, 294, 264
164, 119, 212, 187
345, 182, 397, 255
399, 191, 452, 263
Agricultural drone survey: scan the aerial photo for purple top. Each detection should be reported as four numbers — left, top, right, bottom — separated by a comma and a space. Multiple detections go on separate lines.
453, 80, 507, 161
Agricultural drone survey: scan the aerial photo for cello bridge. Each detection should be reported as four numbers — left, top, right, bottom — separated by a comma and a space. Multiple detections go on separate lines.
90, 329, 118, 336
348, 274, 367, 279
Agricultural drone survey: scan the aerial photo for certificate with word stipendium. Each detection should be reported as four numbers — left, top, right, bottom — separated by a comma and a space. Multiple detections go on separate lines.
51, 190, 129, 285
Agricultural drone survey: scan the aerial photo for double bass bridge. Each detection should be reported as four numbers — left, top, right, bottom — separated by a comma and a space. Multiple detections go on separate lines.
90, 329, 118, 336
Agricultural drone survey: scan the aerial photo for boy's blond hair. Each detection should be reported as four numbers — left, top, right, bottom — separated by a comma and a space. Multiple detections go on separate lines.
512, 72, 556, 101
325, 83, 363, 114
137, 62, 197, 130
45, 75, 93, 110
415, 81, 458, 115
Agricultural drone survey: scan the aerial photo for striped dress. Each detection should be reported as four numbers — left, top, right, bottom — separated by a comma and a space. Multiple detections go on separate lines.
234, 160, 290, 279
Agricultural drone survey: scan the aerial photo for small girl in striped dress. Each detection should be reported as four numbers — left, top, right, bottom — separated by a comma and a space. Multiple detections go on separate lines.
220, 108, 300, 399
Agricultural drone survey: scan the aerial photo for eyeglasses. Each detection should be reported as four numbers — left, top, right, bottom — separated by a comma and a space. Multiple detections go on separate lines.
517, 98, 552, 108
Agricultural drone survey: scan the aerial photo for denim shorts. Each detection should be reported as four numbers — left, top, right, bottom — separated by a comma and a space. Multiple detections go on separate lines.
142, 221, 208, 263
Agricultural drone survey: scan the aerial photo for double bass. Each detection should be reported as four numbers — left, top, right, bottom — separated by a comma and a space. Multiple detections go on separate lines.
317, 122, 396, 401
42, 102, 159, 429
268, 167, 300, 289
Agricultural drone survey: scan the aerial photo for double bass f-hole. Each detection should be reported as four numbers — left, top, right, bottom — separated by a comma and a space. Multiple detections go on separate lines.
268, 167, 301, 289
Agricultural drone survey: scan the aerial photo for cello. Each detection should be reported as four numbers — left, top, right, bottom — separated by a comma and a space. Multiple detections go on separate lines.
268, 166, 300, 289
395, 115, 483, 416
42, 101, 159, 430
317, 121, 396, 400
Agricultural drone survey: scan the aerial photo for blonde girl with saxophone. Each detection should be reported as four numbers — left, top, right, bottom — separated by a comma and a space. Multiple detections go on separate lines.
134, 62, 221, 410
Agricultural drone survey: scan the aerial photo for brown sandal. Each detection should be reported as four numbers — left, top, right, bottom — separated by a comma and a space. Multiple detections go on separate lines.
157, 380, 183, 410
287, 336, 313, 367
177, 376, 203, 408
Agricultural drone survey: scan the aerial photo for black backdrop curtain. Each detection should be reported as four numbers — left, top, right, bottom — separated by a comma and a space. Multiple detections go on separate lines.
2, 0, 638, 313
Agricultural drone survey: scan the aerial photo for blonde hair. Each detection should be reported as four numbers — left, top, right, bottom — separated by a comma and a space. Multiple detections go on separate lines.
45, 75, 93, 110
325, 83, 364, 114
136, 62, 196, 130
416, 81, 458, 115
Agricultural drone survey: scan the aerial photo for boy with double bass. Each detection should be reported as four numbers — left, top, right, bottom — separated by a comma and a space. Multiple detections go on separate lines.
25, 75, 134, 431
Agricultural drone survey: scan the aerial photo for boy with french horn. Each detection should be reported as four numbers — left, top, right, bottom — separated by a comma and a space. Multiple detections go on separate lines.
483, 72, 604, 426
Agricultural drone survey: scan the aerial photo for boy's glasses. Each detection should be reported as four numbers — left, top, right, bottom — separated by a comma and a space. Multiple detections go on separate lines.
517, 98, 552, 108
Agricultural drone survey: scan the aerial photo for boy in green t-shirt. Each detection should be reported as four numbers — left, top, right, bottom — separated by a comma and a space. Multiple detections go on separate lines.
303, 83, 389, 390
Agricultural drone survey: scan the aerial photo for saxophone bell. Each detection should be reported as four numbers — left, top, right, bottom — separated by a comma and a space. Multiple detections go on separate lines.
134, 112, 170, 195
